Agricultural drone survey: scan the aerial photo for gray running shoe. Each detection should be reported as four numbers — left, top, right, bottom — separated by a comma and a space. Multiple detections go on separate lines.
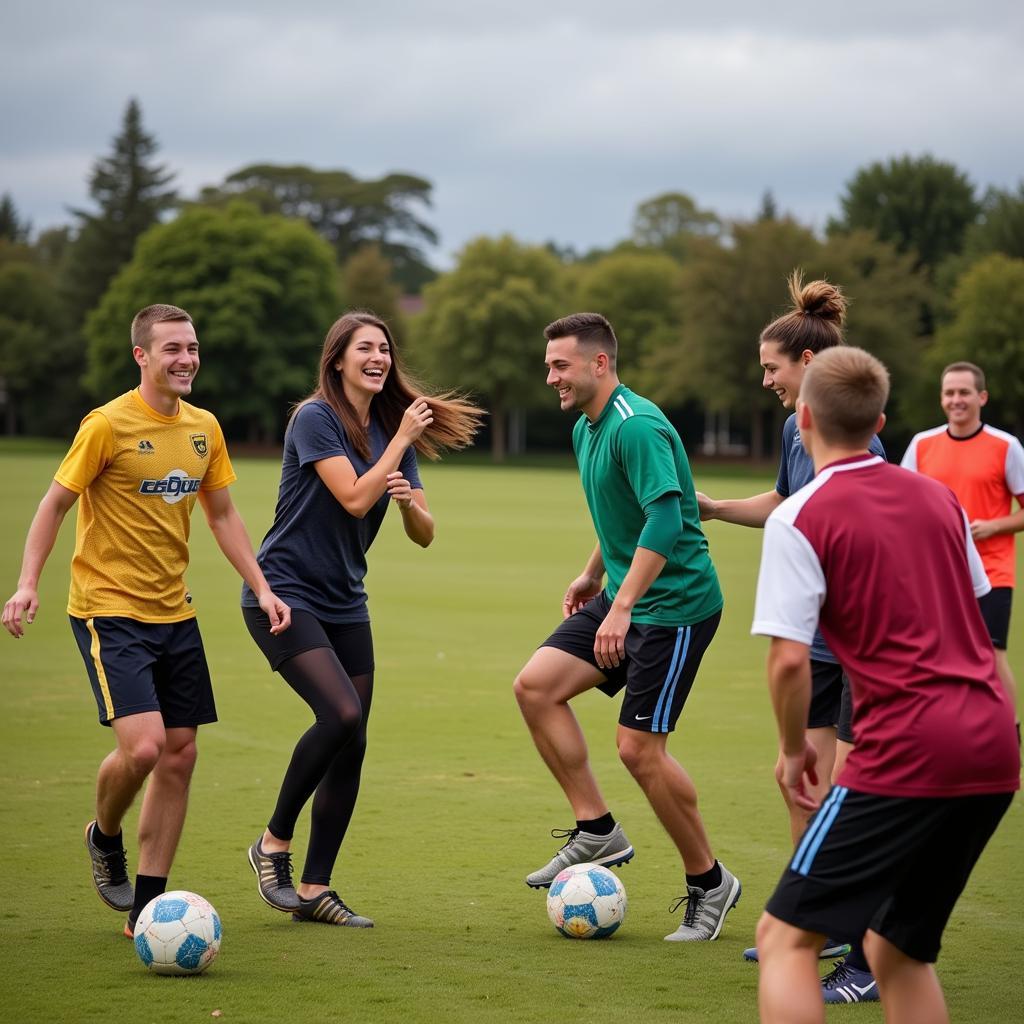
247, 837, 300, 912
664, 862, 741, 941
525, 824, 634, 888
84, 820, 133, 912
291, 890, 374, 927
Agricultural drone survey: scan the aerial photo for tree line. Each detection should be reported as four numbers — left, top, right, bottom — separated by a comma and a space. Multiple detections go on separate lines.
2, 99, 1022, 458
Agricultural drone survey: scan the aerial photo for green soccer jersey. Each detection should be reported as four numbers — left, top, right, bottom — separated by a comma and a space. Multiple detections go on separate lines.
572, 384, 723, 626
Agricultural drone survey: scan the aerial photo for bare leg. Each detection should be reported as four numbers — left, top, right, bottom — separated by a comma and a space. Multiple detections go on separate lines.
778, 726, 836, 845
757, 912, 826, 1024
98, 712, 166, 836
513, 647, 609, 819
135, 727, 198, 876
864, 929, 948, 1024
617, 727, 713, 874
832, 739, 854, 783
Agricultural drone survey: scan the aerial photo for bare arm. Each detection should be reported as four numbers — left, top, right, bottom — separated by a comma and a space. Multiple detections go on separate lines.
2, 481, 79, 638
198, 488, 291, 634
563, 543, 605, 618
385, 472, 434, 547
696, 488, 785, 528
970, 497, 1024, 542
594, 546, 668, 670
767, 637, 820, 812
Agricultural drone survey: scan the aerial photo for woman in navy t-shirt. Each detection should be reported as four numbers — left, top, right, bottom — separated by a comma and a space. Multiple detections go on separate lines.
242, 311, 482, 927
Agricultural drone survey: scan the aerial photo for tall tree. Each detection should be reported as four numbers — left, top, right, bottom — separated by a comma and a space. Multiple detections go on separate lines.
632, 191, 721, 263
62, 99, 177, 320
0, 194, 31, 243
85, 202, 338, 443
413, 235, 565, 460
339, 244, 403, 331
964, 183, 1024, 261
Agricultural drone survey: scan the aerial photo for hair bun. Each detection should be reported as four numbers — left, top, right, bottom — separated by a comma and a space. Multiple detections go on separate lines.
788, 271, 847, 327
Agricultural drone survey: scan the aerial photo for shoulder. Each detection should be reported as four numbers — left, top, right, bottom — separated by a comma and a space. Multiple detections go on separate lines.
782, 413, 798, 439
293, 399, 342, 433
981, 425, 1022, 449
907, 425, 947, 447
179, 399, 222, 431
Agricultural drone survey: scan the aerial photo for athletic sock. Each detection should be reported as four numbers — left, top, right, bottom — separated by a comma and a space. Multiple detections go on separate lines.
576, 812, 615, 836
844, 943, 870, 973
686, 861, 723, 892
129, 874, 168, 928
91, 823, 124, 854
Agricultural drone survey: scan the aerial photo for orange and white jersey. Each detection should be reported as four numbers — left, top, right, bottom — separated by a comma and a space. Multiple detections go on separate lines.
55, 389, 236, 622
902, 424, 1024, 588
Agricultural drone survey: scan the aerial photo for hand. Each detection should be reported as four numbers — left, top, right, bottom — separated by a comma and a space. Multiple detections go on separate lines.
2, 587, 39, 638
399, 398, 433, 445
386, 471, 414, 509
257, 590, 291, 635
970, 519, 998, 541
594, 602, 630, 670
695, 491, 717, 522
563, 574, 602, 619
777, 740, 821, 813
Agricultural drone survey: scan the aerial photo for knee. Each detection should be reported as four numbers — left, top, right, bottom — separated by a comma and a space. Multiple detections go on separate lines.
617, 733, 659, 779
123, 736, 164, 777
157, 737, 198, 784
320, 706, 363, 748
513, 667, 548, 712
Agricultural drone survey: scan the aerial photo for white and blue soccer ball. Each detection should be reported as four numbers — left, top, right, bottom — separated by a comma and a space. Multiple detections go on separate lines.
133, 891, 221, 975
546, 863, 627, 939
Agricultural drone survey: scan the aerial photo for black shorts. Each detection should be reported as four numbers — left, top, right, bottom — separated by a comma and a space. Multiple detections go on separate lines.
540, 591, 721, 734
837, 674, 854, 745
808, 661, 842, 730
978, 587, 1013, 650
70, 616, 216, 729
243, 606, 374, 675
766, 786, 1014, 963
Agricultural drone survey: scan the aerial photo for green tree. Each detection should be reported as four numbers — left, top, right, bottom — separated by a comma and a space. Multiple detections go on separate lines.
632, 191, 721, 263
85, 202, 339, 442
0, 193, 31, 243
931, 254, 1024, 435
830, 154, 979, 275
340, 245, 403, 331
62, 99, 177, 321
196, 164, 437, 293
414, 235, 565, 460
964, 183, 1024, 261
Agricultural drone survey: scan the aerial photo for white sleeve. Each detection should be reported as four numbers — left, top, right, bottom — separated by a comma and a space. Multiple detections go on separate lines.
962, 510, 993, 598
751, 515, 826, 644
900, 435, 919, 471
1005, 437, 1024, 496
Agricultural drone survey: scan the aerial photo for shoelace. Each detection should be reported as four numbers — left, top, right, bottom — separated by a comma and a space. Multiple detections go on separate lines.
312, 890, 355, 920
669, 888, 703, 927
550, 827, 580, 850
821, 961, 852, 989
267, 850, 295, 888
99, 847, 130, 885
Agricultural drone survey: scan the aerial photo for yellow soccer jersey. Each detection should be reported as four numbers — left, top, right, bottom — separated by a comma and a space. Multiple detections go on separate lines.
55, 389, 237, 622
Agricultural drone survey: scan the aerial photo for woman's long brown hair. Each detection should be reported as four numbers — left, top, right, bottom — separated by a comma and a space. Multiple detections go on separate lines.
297, 311, 484, 460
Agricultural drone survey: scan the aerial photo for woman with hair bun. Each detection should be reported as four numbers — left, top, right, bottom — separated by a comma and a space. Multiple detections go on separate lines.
242, 311, 483, 928
698, 273, 885, 1000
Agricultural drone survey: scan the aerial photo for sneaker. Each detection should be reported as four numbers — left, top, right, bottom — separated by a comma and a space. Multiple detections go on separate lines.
291, 890, 374, 927
821, 960, 880, 1004
247, 837, 300, 912
663, 862, 741, 942
743, 937, 851, 962
84, 821, 133, 912
525, 824, 634, 888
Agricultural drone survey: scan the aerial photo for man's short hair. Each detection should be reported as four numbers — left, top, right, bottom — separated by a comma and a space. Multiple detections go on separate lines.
131, 304, 193, 351
941, 361, 986, 392
800, 347, 890, 447
544, 312, 618, 365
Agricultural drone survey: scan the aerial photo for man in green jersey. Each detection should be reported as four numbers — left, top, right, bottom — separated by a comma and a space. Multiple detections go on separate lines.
513, 312, 740, 942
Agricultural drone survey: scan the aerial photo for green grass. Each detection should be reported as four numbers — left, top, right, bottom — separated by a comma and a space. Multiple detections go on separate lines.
0, 454, 1020, 1023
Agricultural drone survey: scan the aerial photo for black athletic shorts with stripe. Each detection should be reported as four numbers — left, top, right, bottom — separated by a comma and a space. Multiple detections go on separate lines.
70, 615, 216, 728
540, 591, 721, 734
765, 785, 1014, 963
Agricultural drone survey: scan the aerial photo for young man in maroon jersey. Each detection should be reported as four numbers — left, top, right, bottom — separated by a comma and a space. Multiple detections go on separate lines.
750, 346, 1018, 1024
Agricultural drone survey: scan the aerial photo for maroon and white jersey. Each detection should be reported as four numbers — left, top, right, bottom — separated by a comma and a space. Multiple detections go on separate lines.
753, 454, 1019, 798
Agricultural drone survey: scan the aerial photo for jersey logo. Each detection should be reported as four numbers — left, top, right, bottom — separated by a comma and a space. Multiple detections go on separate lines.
137, 440, 155, 453
139, 469, 202, 505
190, 433, 208, 458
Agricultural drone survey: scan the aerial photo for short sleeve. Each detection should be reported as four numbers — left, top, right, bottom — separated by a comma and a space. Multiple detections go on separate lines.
614, 417, 682, 507
1005, 436, 1024, 496
399, 444, 423, 490
291, 402, 349, 468
962, 509, 992, 598
200, 417, 238, 492
54, 412, 114, 494
900, 436, 920, 472
751, 514, 826, 644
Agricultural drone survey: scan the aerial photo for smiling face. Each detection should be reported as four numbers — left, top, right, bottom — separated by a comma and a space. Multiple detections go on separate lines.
337, 324, 392, 406
135, 319, 200, 412
545, 335, 605, 417
760, 339, 810, 410
941, 369, 987, 435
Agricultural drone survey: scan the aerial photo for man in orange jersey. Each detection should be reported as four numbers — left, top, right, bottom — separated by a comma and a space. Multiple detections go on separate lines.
2, 304, 291, 937
902, 361, 1024, 718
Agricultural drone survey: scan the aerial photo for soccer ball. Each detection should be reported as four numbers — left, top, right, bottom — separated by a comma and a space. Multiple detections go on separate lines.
546, 863, 627, 939
133, 891, 222, 975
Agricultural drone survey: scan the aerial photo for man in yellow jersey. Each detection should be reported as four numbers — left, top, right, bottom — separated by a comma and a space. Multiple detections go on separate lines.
1, 304, 291, 937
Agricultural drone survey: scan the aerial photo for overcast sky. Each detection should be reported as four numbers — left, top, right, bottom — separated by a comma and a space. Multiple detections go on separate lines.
3, 1, 1023, 262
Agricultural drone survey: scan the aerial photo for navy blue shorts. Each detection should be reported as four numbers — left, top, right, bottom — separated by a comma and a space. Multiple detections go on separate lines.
540, 591, 721, 734
70, 616, 216, 728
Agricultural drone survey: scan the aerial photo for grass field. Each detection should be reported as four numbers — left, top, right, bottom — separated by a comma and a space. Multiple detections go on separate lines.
1, 449, 1021, 1023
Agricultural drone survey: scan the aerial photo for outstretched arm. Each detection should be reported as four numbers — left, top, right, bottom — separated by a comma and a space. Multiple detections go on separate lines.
198, 487, 291, 634
696, 488, 784, 528
2, 481, 78, 638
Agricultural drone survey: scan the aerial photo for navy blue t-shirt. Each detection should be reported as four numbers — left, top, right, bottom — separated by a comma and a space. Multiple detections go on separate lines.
241, 400, 422, 623
775, 413, 886, 663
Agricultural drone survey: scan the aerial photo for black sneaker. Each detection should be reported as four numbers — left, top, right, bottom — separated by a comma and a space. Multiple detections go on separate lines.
247, 837, 300, 912
84, 821, 133, 912
291, 890, 374, 927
